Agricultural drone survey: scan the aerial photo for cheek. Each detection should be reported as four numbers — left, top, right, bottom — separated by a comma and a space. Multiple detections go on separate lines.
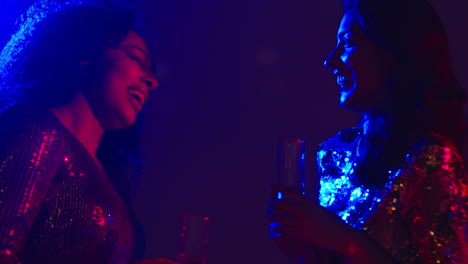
343, 49, 369, 77
342, 50, 368, 87
345, 50, 386, 89
107, 61, 136, 80
101, 62, 139, 91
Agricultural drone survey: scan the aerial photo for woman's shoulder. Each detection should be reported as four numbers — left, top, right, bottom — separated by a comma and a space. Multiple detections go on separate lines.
407, 133, 461, 161
0, 104, 66, 148
318, 126, 363, 152
401, 133, 465, 178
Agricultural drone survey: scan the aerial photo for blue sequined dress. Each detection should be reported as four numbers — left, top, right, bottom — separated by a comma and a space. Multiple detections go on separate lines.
0, 106, 141, 264
318, 127, 468, 263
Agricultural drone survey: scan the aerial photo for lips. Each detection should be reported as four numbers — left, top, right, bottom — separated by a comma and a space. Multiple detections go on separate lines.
334, 72, 354, 90
128, 87, 147, 111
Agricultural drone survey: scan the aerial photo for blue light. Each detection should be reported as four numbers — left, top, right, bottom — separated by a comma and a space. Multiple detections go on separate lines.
318, 130, 400, 230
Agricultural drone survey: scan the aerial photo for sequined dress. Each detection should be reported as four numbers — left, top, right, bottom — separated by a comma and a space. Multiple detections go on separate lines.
0, 106, 139, 264
318, 127, 468, 263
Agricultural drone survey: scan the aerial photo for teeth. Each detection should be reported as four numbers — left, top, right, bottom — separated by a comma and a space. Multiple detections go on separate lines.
336, 75, 348, 85
128, 89, 145, 105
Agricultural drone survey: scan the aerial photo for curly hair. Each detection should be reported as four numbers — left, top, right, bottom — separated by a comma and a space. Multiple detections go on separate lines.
342, 0, 466, 186
0, 0, 147, 202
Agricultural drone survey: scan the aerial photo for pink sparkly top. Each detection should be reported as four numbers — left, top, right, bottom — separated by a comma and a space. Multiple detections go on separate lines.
0, 106, 137, 264
318, 127, 468, 263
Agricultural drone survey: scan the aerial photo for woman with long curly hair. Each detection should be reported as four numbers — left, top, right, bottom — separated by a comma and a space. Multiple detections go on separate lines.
268, 0, 468, 263
0, 1, 179, 263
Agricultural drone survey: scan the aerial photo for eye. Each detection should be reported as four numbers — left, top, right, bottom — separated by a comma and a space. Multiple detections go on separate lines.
130, 55, 144, 65
341, 34, 355, 48
125, 46, 151, 72
128, 54, 146, 70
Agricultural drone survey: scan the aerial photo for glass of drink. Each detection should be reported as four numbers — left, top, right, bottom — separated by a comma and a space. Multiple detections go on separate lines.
277, 139, 305, 264
175, 213, 210, 264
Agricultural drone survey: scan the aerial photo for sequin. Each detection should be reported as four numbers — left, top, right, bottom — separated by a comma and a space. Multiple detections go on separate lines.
0, 106, 138, 264
318, 127, 468, 263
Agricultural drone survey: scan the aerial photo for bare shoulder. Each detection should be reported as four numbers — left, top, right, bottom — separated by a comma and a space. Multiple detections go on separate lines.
406, 133, 462, 162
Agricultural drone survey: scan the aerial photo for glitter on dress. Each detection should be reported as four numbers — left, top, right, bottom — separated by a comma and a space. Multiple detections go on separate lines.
0, 106, 138, 264
318, 127, 468, 263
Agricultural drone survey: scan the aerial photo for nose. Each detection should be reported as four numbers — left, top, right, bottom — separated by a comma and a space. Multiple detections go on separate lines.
141, 73, 158, 91
323, 48, 340, 70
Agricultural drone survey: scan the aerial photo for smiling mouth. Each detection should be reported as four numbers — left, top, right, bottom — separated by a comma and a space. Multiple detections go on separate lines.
128, 88, 146, 110
336, 76, 354, 90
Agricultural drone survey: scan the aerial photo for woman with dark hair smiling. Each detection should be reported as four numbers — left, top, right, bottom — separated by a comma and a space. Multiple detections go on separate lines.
0, 0, 177, 263
268, 0, 468, 263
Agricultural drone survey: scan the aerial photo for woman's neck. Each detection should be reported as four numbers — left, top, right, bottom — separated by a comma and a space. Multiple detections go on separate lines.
361, 113, 389, 140
49, 92, 104, 163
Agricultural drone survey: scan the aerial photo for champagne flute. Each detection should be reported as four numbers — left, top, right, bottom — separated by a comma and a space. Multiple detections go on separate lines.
277, 139, 305, 264
277, 139, 305, 195
175, 213, 210, 264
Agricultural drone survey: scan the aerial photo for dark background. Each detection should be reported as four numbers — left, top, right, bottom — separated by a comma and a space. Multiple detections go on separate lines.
1, 0, 467, 263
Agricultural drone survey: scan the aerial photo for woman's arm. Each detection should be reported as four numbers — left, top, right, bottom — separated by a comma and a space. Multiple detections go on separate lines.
339, 228, 401, 264
341, 141, 468, 264
269, 139, 468, 263
398, 143, 468, 263
268, 185, 401, 264
0, 115, 61, 263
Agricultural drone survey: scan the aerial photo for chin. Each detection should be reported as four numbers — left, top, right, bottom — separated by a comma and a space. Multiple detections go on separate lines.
340, 94, 356, 110
119, 117, 137, 129
103, 115, 137, 131
340, 97, 368, 113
